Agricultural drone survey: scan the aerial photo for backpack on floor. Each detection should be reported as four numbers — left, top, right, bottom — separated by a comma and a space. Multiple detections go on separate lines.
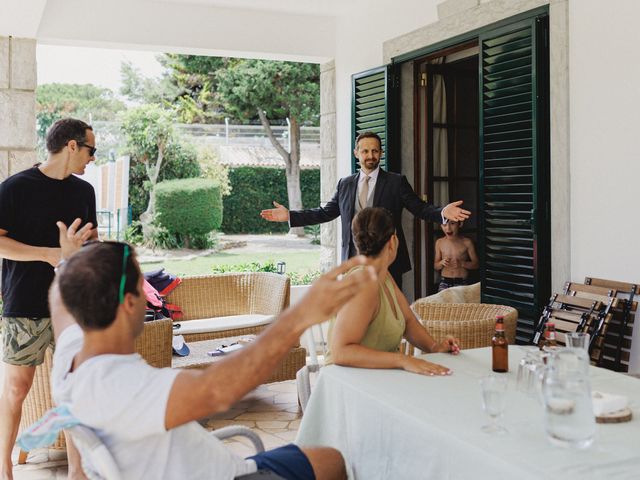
142, 270, 183, 321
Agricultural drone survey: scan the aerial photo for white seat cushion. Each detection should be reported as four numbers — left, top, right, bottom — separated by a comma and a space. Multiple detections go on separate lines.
173, 314, 272, 335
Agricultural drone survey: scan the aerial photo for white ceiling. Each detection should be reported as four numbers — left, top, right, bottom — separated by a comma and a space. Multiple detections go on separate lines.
0, 0, 441, 62
149, 0, 385, 16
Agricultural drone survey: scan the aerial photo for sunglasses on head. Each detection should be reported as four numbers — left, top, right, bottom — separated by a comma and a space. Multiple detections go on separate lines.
77, 142, 97, 156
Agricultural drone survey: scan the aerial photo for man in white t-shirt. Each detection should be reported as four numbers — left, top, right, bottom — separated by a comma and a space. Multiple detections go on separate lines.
50, 241, 376, 479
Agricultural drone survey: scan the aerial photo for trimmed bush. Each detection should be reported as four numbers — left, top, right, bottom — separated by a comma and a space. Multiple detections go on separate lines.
221, 167, 320, 234
155, 178, 223, 245
129, 139, 202, 220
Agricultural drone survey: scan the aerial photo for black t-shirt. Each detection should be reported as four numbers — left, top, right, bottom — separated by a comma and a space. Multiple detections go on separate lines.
0, 167, 97, 318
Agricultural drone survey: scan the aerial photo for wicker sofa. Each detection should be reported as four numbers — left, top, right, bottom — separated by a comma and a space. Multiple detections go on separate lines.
18, 318, 172, 461
410, 301, 518, 350
166, 272, 290, 342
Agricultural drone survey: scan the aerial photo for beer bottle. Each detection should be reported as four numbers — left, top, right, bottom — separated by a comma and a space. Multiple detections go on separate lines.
492, 315, 508, 372
540, 322, 557, 350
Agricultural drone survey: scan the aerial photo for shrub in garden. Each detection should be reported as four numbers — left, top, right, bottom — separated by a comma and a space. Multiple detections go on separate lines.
128, 139, 202, 221
211, 261, 321, 286
155, 178, 222, 248
221, 167, 320, 234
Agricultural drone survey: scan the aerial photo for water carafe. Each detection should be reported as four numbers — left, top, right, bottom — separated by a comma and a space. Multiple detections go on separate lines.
541, 348, 595, 449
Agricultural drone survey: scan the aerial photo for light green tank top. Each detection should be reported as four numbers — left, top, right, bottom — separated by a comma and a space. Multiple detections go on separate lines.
325, 269, 406, 364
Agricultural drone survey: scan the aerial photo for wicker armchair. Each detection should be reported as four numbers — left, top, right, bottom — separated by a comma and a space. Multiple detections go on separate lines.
18, 318, 172, 462
165, 272, 290, 342
410, 302, 518, 350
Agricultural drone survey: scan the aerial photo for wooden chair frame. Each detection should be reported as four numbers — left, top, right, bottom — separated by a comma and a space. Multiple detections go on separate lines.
584, 277, 639, 371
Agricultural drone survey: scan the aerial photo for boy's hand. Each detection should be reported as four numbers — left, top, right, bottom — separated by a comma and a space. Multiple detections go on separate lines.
441, 258, 450, 268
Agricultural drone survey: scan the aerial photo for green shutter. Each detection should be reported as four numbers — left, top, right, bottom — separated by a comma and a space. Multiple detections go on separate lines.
479, 16, 550, 343
351, 65, 400, 173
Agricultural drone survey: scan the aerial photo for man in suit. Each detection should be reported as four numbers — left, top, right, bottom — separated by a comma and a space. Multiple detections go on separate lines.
260, 131, 470, 287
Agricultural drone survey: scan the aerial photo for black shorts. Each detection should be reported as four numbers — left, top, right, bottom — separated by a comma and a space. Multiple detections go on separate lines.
438, 277, 468, 292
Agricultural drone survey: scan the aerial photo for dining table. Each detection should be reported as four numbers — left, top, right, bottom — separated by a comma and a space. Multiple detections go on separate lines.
295, 347, 640, 479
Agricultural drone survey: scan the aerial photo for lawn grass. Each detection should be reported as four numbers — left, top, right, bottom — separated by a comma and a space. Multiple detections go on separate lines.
141, 250, 320, 277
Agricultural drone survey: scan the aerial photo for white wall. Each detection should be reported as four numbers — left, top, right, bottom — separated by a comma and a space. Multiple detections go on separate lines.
333, 3, 440, 181
569, 0, 640, 284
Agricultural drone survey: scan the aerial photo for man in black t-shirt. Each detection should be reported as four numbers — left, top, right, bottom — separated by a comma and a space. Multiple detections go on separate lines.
0, 118, 98, 479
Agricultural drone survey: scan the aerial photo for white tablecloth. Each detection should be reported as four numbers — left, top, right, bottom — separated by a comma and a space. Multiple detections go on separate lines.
296, 347, 640, 479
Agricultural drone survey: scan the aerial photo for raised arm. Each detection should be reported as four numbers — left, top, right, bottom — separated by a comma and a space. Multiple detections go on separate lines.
0, 219, 95, 268
49, 219, 97, 341
288, 180, 342, 227
399, 176, 444, 223
164, 256, 377, 429
0, 230, 61, 267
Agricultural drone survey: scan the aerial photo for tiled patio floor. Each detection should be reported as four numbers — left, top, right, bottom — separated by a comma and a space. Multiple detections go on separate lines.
12, 380, 301, 479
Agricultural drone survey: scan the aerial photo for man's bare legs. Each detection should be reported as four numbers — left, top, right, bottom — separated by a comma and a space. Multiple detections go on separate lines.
303, 447, 347, 480
0, 363, 35, 480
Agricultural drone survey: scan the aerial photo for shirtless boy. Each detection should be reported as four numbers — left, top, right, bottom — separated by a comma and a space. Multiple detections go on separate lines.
434, 221, 478, 291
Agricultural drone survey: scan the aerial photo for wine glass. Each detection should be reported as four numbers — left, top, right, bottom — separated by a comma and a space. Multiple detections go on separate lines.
480, 375, 508, 434
565, 332, 590, 351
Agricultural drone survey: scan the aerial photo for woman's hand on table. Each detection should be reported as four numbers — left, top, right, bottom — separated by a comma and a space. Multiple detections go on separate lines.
436, 336, 461, 355
401, 356, 452, 376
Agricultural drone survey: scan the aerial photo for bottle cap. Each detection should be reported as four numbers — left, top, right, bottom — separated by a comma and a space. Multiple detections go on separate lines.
545, 322, 555, 328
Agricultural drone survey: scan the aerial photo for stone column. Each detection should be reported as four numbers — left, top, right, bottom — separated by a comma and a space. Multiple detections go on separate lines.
0, 36, 37, 181
319, 60, 337, 272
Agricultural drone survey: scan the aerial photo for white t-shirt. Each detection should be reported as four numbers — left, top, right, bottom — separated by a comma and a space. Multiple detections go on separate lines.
51, 324, 257, 479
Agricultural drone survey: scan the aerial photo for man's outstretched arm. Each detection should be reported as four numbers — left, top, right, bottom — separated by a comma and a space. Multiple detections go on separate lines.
165, 256, 377, 430
261, 181, 343, 227
399, 176, 470, 223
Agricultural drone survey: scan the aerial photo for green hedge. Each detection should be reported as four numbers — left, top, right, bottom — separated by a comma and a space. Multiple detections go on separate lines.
155, 178, 223, 238
221, 167, 320, 234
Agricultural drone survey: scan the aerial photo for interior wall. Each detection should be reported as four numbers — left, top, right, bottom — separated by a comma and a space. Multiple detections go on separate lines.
332, 2, 440, 269
568, 0, 640, 285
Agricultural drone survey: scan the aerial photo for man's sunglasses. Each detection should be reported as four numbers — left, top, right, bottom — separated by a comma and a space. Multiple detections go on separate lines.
78, 143, 97, 156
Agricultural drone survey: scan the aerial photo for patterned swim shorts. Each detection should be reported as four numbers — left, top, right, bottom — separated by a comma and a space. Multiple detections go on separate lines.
0, 317, 54, 366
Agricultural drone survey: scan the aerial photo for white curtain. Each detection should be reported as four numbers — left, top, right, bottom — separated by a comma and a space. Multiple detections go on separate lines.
431, 57, 448, 206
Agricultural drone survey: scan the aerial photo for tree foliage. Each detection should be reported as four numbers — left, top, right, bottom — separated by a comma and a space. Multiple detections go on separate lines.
215, 60, 319, 125
120, 61, 179, 106
158, 55, 230, 123
35, 83, 126, 158
128, 139, 201, 220
120, 104, 201, 239
161, 55, 320, 126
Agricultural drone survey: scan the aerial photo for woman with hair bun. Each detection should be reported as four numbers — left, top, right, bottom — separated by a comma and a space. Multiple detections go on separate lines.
325, 207, 460, 376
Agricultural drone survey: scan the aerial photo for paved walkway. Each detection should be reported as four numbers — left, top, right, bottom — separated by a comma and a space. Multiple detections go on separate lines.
137, 233, 320, 264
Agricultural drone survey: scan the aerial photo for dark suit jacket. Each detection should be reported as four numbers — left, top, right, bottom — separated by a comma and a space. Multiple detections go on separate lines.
289, 169, 443, 275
